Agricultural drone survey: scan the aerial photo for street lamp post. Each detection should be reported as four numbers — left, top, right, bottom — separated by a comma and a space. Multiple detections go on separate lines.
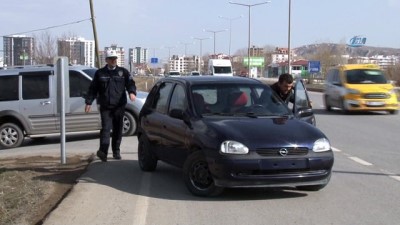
288, 0, 292, 74
164, 46, 175, 73
229, 1, 271, 77
180, 42, 194, 56
204, 29, 227, 56
192, 37, 210, 73
219, 15, 242, 57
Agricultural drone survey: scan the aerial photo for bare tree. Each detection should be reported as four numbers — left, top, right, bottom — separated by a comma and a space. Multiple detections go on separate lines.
33, 31, 57, 64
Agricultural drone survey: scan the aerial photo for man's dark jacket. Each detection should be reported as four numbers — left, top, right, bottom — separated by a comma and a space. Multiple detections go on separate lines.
85, 66, 136, 108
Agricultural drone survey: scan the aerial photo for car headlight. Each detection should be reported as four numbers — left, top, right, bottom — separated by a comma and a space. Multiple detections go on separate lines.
346, 88, 360, 95
312, 138, 331, 152
220, 141, 249, 154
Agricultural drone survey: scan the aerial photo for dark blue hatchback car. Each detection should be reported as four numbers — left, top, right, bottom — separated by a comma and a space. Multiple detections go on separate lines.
137, 76, 334, 196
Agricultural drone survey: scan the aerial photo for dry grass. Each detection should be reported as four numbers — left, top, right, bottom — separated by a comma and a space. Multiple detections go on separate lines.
0, 155, 93, 225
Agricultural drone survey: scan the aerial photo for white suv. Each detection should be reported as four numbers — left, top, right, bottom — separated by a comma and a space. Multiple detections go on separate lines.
0, 65, 147, 149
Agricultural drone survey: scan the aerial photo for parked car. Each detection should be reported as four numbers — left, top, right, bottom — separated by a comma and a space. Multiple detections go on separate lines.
137, 76, 334, 197
324, 64, 399, 114
190, 71, 201, 76
0, 65, 147, 149
167, 71, 181, 77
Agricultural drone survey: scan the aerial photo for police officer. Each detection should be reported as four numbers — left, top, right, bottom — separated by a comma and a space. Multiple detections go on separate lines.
85, 50, 136, 162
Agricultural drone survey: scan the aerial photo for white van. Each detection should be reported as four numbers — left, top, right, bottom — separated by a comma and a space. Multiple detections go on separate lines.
208, 59, 233, 76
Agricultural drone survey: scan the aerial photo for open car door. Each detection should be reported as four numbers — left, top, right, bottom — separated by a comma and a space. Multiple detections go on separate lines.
292, 78, 316, 125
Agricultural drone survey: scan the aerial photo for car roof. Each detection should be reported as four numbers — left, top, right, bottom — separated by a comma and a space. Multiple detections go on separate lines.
0, 65, 97, 76
159, 76, 263, 86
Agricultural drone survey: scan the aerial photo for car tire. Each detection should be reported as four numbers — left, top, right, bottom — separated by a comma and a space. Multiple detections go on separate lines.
122, 111, 136, 136
341, 98, 350, 114
324, 95, 331, 111
0, 123, 24, 149
388, 110, 399, 115
183, 151, 224, 197
138, 135, 157, 171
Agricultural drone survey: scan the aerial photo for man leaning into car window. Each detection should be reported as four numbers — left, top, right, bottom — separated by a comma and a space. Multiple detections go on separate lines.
270, 73, 294, 104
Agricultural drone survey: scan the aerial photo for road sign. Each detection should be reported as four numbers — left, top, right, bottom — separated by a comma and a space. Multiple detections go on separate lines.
308, 61, 321, 73
150, 58, 158, 64
243, 57, 264, 67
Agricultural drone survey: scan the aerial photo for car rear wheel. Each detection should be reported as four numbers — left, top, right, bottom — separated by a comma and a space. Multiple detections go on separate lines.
122, 112, 137, 136
324, 95, 331, 111
138, 135, 157, 171
0, 123, 24, 149
183, 151, 224, 197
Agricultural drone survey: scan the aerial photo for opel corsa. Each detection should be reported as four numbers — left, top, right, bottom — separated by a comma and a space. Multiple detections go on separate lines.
138, 76, 334, 197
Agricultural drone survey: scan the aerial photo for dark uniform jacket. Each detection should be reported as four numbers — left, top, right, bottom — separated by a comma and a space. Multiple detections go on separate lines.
270, 82, 294, 104
85, 66, 136, 108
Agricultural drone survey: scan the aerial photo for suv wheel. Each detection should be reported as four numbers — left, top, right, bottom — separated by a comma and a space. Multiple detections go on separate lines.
138, 135, 158, 171
0, 123, 24, 149
183, 151, 224, 197
122, 112, 136, 136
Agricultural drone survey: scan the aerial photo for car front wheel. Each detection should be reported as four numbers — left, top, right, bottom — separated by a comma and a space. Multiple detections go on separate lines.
183, 151, 224, 197
0, 123, 24, 149
138, 135, 157, 171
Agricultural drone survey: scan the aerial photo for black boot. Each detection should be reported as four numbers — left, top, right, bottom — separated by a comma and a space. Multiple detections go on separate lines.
113, 151, 121, 160
97, 150, 107, 162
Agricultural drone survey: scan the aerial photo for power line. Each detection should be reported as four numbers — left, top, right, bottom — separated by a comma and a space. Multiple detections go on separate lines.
0, 18, 92, 38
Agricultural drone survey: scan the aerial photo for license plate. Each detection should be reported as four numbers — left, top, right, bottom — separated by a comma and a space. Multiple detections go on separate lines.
260, 159, 308, 170
366, 101, 384, 106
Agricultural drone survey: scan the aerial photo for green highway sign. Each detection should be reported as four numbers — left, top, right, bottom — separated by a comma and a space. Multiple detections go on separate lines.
243, 57, 265, 67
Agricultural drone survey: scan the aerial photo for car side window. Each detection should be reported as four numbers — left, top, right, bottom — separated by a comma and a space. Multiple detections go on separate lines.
69, 70, 91, 97
154, 82, 173, 114
0, 75, 19, 101
169, 84, 187, 113
22, 73, 50, 100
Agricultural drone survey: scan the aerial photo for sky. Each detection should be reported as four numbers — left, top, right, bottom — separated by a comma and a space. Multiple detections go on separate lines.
1, 0, 400, 61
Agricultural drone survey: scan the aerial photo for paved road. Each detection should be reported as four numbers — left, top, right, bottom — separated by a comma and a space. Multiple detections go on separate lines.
1, 91, 399, 225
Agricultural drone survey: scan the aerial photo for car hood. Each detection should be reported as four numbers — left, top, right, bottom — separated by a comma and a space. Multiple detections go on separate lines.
201, 116, 326, 149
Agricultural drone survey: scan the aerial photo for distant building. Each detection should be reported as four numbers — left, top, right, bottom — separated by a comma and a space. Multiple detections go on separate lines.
349, 55, 399, 69
57, 37, 95, 67
128, 47, 149, 72
169, 55, 199, 74
3, 35, 34, 66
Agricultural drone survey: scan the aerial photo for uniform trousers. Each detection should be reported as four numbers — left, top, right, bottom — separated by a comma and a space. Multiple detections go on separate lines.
98, 105, 125, 154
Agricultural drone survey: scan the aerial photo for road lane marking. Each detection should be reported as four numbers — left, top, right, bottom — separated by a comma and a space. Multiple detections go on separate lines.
349, 156, 373, 166
132, 173, 151, 225
332, 147, 341, 152
389, 175, 400, 182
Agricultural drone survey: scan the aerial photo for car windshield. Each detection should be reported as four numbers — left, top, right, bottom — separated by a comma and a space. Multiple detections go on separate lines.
214, 66, 232, 73
191, 83, 291, 117
345, 69, 387, 84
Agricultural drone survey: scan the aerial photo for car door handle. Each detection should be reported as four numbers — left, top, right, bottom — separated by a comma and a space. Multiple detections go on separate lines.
40, 101, 51, 105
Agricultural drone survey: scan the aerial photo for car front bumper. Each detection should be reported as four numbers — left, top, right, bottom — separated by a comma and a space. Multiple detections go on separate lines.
206, 151, 334, 188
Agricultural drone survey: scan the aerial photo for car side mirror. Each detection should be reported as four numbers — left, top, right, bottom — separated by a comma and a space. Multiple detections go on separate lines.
297, 107, 314, 117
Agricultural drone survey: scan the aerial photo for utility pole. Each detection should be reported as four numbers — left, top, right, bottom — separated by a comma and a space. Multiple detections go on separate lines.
219, 15, 242, 57
89, 0, 100, 68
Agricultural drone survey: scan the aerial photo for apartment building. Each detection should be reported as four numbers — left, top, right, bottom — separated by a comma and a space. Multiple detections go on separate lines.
57, 37, 95, 67
3, 35, 34, 66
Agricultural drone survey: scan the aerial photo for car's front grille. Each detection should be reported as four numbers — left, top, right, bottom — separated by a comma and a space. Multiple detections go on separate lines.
256, 147, 309, 156
364, 93, 388, 99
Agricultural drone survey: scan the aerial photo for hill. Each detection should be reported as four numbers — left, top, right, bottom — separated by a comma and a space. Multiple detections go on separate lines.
294, 43, 400, 58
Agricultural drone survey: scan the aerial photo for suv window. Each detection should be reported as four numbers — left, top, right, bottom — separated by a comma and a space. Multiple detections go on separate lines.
0, 76, 19, 101
69, 70, 91, 97
22, 73, 50, 100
